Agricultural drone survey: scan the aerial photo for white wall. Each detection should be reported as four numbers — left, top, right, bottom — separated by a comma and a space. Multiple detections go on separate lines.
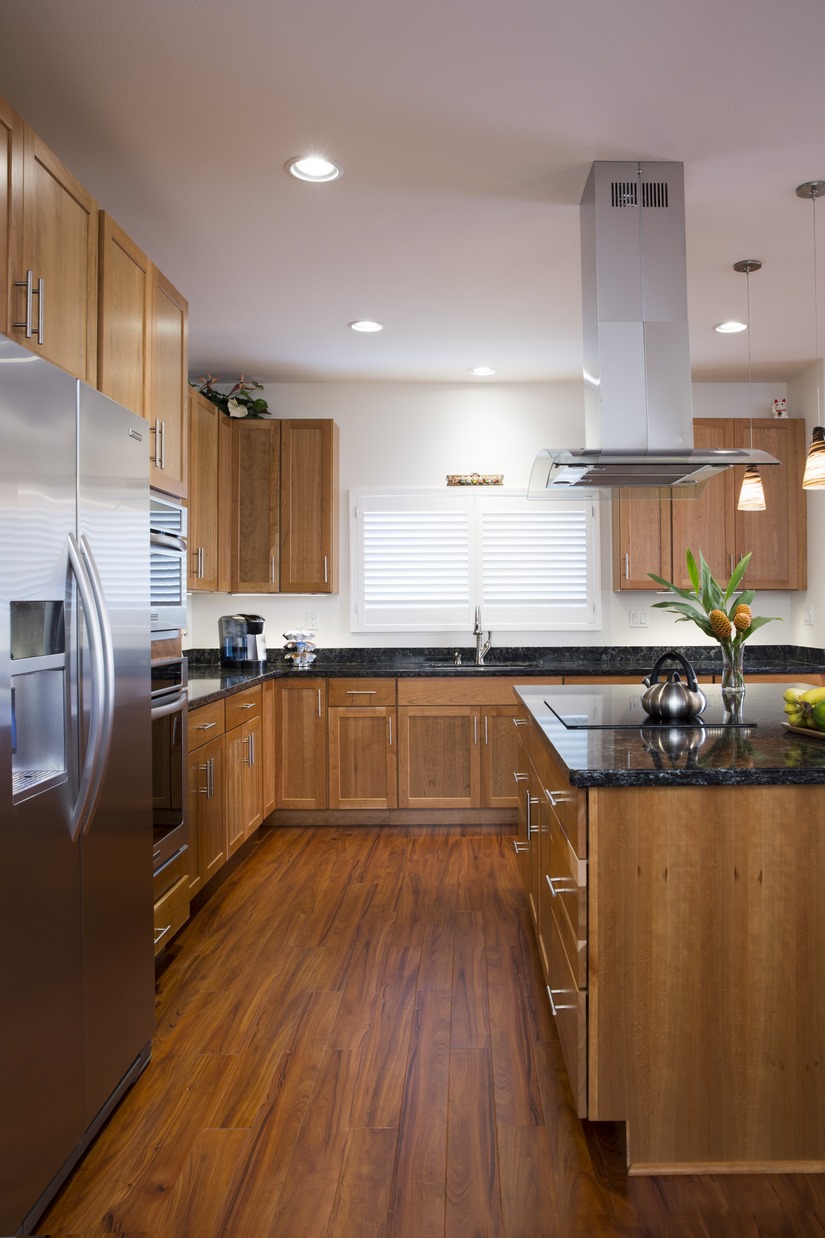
186, 378, 813, 652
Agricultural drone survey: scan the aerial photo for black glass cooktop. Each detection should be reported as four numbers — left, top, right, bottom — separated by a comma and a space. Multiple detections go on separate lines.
545, 688, 756, 730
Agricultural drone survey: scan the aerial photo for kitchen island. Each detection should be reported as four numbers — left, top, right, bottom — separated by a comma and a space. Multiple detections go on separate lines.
515, 681, 825, 1174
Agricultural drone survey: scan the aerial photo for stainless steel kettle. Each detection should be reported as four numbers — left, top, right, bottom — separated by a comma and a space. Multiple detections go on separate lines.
641, 650, 707, 720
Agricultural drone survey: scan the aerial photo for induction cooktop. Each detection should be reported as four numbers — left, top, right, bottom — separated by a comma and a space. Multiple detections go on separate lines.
544, 690, 755, 730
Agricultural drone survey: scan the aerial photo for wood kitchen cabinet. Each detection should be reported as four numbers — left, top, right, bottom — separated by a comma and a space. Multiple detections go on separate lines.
614, 418, 807, 591
8, 117, 98, 383
187, 731, 226, 897
280, 418, 339, 593
97, 212, 152, 420
397, 706, 480, 809
480, 705, 520, 808
261, 678, 278, 818
275, 677, 327, 809
0, 97, 15, 337
187, 388, 220, 590
230, 420, 282, 592
148, 266, 188, 498
328, 679, 397, 810
224, 686, 263, 856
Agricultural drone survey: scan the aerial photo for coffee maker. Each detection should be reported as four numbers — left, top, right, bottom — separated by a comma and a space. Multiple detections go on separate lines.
219, 614, 267, 668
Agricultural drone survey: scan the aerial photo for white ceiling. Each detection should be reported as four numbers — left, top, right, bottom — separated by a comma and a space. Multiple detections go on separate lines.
2, 0, 825, 386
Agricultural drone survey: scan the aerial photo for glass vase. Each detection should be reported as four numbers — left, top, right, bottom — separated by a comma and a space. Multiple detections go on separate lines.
720, 642, 745, 710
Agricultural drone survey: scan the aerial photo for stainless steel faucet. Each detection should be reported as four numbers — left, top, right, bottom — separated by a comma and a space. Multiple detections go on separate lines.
473, 605, 492, 665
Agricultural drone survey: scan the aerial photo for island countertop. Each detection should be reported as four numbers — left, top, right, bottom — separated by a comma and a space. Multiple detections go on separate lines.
515, 681, 825, 787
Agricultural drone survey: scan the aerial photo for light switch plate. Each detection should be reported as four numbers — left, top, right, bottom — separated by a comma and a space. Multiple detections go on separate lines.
804, 604, 814, 626
630, 610, 648, 628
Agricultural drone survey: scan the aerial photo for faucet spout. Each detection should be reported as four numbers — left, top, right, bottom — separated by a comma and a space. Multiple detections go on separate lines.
473, 607, 492, 665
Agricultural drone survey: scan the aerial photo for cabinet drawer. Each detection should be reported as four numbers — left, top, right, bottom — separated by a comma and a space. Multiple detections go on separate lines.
540, 740, 586, 859
398, 676, 544, 706
188, 698, 226, 745
328, 678, 396, 707
225, 684, 262, 729
545, 810, 587, 987
153, 873, 190, 956
153, 847, 188, 900
546, 906, 587, 1118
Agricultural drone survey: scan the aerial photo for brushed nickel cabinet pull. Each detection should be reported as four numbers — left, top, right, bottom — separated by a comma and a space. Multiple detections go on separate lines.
512, 840, 529, 854
154, 924, 171, 945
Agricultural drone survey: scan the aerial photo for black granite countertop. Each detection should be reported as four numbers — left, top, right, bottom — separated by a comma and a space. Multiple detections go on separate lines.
186, 644, 825, 708
516, 682, 825, 787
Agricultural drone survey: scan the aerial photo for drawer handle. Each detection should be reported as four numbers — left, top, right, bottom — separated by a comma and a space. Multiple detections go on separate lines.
546, 873, 573, 897
512, 840, 529, 854
513, 771, 528, 784
346, 689, 376, 694
513, 718, 527, 727
546, 984, 576, 1016
238, 703, 256, 710
545, 787, 568, 808
196, 721, 217, 730
154, 924, 171, 945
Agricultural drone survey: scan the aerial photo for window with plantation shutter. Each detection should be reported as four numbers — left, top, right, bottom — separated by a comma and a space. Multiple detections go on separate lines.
351, 490, 600, 631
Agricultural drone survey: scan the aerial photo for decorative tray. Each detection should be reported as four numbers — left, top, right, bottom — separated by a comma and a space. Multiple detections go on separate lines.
782, 722, 825, 740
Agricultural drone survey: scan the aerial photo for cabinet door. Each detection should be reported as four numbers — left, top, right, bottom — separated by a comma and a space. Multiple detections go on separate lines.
242, 715, 263, 840
261, 679, 277, 818
225, 718, 262, 854
217, 412, 233, 593
149, 267, 188, 498
280, 419, 338, 593
14, 124, 98, 382
188, 389, 220, 590
480, 706, 519, 808
201, 735, 227, 885
187, 744, 206, 897
732, 419, 806, 590
670, 419, 735, 586
97, 213, 152, 419
328, 707, 397, 809
0, 97, 17, 337
397, 706, 480, 809
276, 678, 327, 809
611, 487, 672, 589
231, 421, 281, 592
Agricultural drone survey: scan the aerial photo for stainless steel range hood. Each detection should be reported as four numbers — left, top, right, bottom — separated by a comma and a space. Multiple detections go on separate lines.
531, 160, 777, 494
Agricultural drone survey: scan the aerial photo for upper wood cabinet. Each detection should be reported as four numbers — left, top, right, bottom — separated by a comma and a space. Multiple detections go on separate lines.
230, 420, 282, 592
0, 97, 15, 338
613, 418, 807, 591
149, 267, 188, 498
280, 419, 339, 593
97, 212, 152, 418
7, 117, 98, 383
187, 388, 220, 591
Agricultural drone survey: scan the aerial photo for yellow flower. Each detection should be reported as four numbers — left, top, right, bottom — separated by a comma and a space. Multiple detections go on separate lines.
709, 609, 732, 640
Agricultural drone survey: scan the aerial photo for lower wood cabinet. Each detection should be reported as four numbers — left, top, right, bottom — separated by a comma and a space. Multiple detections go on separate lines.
187, 732, 226, 897
224, 686, 263, 856
327, 676, 397, 810
397, 706, 480, 809
153, 849, 190, 957
275, 677, 327, 809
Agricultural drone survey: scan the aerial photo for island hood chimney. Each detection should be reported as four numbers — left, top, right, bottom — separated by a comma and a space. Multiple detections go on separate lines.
530, 160, 777, 493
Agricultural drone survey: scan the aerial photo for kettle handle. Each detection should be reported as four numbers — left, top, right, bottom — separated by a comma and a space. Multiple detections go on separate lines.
644, 649, 700, 692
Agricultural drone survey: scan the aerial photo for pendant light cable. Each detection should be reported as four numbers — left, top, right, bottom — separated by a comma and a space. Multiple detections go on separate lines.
734, 259, 766, 511
798, 180, 825, 488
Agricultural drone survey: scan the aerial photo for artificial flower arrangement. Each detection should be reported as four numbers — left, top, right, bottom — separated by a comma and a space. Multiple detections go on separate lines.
195, 375, 271, 419
648, 548, 779, 695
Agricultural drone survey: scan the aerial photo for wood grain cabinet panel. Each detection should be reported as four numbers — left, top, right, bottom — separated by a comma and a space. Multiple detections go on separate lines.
0, 97, 17, 337
11, 123, 98, 382
97, 212, 152, 419
275, 678, 327, 809
187, 389, 220, 590
279, 418, 338, 593
480, 706, 519, 808
187, 732, 226, 897
230, 420, 281, 592
149, 266, 188, 498
397, 706, 481, 809
261, 679, 278, 819
328, 706, 397, 809
732, 418, 807, 589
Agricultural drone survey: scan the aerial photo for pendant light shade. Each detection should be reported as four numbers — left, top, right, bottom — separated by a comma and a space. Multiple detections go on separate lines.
797, 181, 825, 490
737, 464, 766, 510
803, 424, 825, 488
733, 259, 765, 513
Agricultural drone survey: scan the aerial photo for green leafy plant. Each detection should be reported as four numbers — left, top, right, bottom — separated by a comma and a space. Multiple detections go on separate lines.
195, 374, 270, 419
648, 548, 780, 650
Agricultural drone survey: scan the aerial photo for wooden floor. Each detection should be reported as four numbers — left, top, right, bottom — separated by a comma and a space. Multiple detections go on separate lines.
41, 823, 825, 1237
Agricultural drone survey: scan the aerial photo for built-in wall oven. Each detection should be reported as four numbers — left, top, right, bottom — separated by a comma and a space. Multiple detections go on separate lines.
151, 656, 188, 873
150, 492, 187, 634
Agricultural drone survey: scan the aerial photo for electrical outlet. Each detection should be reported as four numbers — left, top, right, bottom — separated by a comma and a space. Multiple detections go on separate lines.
630, 610, 648, 628
804, 604, 814, 626
306, 610, 320, 629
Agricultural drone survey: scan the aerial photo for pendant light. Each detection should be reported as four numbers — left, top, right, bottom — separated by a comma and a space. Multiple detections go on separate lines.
797, 181, 825, 488
734, 259, 766, 511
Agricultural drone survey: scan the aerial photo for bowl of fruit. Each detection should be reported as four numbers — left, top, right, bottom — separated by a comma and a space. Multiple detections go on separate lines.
783, 685, 825, 736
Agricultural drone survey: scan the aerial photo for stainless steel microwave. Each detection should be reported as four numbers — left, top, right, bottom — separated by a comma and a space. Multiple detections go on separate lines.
149, 492, 187, 632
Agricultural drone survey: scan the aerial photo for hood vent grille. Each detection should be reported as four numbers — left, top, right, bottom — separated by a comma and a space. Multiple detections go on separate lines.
611, 179, 669, 209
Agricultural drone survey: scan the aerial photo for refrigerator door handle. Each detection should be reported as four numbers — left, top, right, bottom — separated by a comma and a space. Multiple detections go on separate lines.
67, 534, 106, 843
78, 534, 117, 836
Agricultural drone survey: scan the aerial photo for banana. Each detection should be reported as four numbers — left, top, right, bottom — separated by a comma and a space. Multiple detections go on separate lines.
784, 687, 805, 703
801, 686, 825, 705
785, 709, 805, 727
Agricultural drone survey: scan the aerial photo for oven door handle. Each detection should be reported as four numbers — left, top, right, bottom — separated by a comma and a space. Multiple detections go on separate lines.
151, 690, 188, 721
151, 530, 187, 554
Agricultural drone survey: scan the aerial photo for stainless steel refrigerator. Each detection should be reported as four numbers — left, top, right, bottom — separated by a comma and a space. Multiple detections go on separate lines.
0, 334, 155, 1236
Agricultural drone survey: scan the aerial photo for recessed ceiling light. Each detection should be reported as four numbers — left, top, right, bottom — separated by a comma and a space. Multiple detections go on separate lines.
348, 320, 383, 333
715, 321, 748, 334
286, 156, 343, 183
468, 366, 496, 376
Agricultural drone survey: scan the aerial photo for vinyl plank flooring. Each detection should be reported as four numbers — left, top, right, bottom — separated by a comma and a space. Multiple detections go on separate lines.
38, 823, 825, 1238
